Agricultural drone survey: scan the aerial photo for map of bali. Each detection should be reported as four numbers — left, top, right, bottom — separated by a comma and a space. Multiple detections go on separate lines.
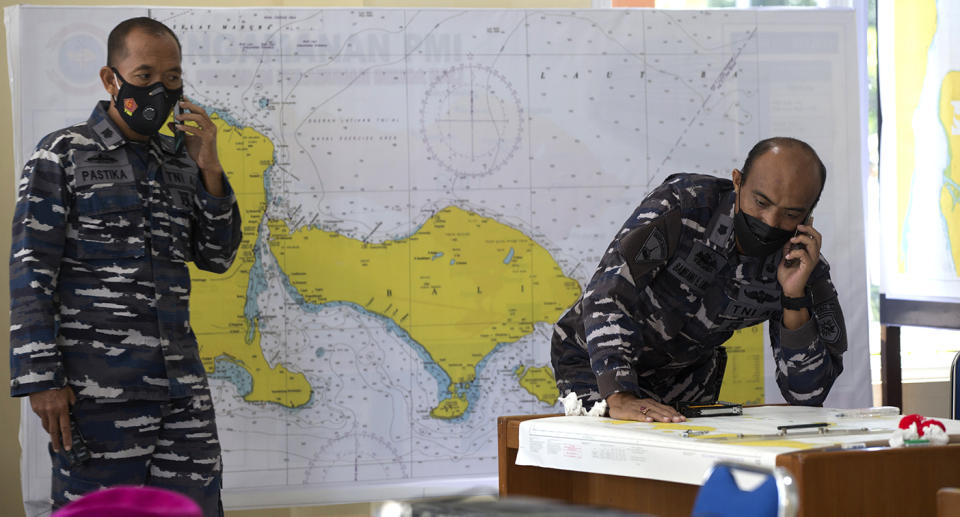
10, 5, 869, 508
883, 0, 960, 299
170, 8, 774, 493
186, 111, 765, 489
189, 116, 581, 417
188, 105, 761, 417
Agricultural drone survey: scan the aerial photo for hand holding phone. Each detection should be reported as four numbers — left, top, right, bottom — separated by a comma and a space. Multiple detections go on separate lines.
783, 215, 814, 268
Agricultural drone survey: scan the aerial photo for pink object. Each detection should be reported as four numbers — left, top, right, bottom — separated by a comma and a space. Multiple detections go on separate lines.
52, 486, 202, 517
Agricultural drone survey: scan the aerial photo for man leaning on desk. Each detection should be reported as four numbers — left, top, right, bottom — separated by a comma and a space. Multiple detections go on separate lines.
551, 137, 847, 423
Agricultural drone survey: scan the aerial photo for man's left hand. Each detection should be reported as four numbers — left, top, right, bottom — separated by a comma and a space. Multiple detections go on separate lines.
171, 98, 225, 196
777, 222, 821, 298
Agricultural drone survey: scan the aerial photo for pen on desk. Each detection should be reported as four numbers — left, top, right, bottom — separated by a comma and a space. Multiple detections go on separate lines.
834, 406, 900, 418
777, 422, 828, 436
700, 426, 883, 443
776, 422, 829, 431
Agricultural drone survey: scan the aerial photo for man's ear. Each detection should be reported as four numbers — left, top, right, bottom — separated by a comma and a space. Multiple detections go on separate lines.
731, 168, 742, 193
99, 66, 118, 98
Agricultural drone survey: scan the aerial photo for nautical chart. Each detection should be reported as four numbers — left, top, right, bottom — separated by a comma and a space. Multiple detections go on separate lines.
7, 6, 867, 510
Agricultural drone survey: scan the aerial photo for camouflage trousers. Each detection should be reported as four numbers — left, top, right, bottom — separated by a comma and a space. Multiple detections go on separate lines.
49, 387, 223, 516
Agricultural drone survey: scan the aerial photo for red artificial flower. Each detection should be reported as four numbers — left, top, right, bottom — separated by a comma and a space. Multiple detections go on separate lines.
898, 414, 924, 431
920, 418, 946, 434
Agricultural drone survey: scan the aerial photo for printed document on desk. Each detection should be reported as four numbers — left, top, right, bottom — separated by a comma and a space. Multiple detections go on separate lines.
515, 406, 960, 485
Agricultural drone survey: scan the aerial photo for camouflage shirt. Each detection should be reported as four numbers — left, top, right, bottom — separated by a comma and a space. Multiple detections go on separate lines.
10, 101, 242, 400
551, 173, 847, 409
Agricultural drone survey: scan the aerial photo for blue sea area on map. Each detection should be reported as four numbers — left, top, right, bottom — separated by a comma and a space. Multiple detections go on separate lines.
209, 357, 254, 397
440, 340, 513, 424
945, 176, 960, 204
207, 108, 243, 129
244, 236, 272, 340
243, 159, 277, 333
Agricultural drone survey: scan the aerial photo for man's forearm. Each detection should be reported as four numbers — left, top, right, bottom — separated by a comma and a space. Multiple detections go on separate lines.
200, 167, 225, 198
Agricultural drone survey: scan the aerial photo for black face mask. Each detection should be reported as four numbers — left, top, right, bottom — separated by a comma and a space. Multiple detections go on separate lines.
111, 67, 182, 136
733, 208, 794, 257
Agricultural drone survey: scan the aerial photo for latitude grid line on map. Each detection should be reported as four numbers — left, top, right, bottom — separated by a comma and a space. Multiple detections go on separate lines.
278, 8, 291, 487
524, 10, 537, 393
643, 10, 651, 220
274, 185, 644, 194
403, 8, 415, 478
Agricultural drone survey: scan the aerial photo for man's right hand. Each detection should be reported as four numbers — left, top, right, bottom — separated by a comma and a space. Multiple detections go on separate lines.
607, 392, 685, 423
29, 387, 76, 452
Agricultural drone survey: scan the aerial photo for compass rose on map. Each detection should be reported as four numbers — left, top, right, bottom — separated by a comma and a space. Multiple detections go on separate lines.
419, 64, 524, 178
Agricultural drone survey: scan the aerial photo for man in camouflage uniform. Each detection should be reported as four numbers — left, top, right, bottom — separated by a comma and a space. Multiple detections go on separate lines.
552, 137, 847, 422
9, 18, 241, 514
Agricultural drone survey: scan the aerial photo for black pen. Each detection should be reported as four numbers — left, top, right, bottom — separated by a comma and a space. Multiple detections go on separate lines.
777, 422, 829, 432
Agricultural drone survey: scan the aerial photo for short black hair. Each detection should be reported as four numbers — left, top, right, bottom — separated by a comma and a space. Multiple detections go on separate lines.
106, 17, 181, 67
740, 136, 827, 208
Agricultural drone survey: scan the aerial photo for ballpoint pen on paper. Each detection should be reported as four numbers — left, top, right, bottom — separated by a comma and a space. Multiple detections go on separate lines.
833, 407, 900, 418
698, 426, 885, 442
777, 422, 829, 434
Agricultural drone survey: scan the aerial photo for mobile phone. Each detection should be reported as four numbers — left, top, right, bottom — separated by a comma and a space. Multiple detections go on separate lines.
675, 400, 743, 418
784, 215, 813, 268
173, 99, 185, 153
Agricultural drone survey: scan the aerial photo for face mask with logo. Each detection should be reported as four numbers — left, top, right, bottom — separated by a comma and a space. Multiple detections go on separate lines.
733, 200, 795, 257
111, 67, 182, 136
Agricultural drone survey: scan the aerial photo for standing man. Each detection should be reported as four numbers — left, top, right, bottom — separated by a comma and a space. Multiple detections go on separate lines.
10, 17, 241, 515
552, 137, 847, 422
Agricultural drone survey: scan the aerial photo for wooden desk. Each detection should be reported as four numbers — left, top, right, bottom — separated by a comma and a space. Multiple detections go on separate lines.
499, 414, 960, 517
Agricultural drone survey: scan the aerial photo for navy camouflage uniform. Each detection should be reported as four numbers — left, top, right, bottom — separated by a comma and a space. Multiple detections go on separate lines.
552, 174, 847, 409
10, 101, 241, 514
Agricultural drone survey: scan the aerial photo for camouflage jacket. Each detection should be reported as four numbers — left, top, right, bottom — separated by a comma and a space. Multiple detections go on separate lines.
551, 173, 847, 408
10, 101, 242, 400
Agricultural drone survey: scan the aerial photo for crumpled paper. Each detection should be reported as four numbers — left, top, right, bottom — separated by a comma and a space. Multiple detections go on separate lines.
560, 392, 607, 417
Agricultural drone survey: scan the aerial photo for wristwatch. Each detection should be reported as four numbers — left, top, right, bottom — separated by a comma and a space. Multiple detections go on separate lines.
781, 291, 812, 310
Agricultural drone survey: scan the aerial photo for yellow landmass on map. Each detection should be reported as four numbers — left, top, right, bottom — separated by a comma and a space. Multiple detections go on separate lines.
431, 394, 469, 418
267, 205, 581, 418
938, 71, 960, 275
895, 0, 938, 271
188, 114, 311, 408
718, 324, 764, 405
515, 365, 559, 405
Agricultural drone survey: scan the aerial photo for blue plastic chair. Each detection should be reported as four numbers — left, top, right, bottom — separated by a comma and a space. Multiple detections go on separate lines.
691, 462, 797, 517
